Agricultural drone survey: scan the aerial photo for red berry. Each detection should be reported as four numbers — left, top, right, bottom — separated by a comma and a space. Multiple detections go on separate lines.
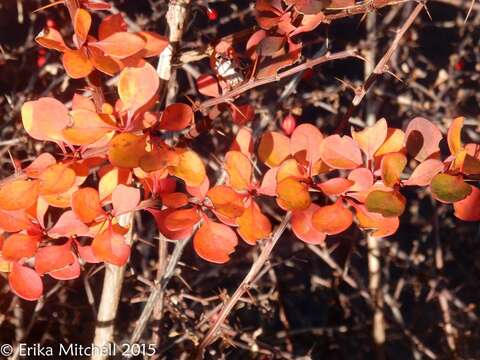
46, 19, 57, 28
207, 8, 218, 21
455, 59, 464, 71
37, 56, 47, 68
281, 114, 296, 136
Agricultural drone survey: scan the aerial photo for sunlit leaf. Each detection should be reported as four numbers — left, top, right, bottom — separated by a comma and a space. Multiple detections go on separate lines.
169, 149, 206, 187
430, 173, 471, 203
403, 159, 444, 186
312, 199, 353, 235
49, 256, 80, 280
161, 192, 189, 209
230, 127, 254, 155
290, 123, 323, 164
21, 97, 70, 142
236, 200, 271, 245
118, 62, 159, 114
9, 263, 43, 301
38, 164, 76, 195
375, 128, 405, 157
137, 31, 168, 57
224, 151, 252, 191
193, 219, 238, 263
0, 209, 32, 233
351, 118, 388, 159
139, 147, 179, 173
150, 208, 194, 240
98, 13, 127, 40
291, 203, 326, 244
319, 135, 362, 169
92, 226, 131, 266
405, 117, 442, 161
353, 203, 399, 237
89, 32, 146, 59
35, 242, 75, 275
112, 184, 140, 215
164, 208, 200, 231
48, 210, 90, 238
447, 117, 464, 155
454, 186, 480, 221
63, 48, 94, 79
318, 177, 354, 196
380, 152, 407, 188
207, 185, 246, 219
108, 132, 147, 168
73, 8, 91, 46
276, 178, 311, 211
0, 180, 39, 211
365, 190, 406, 217
159, 103, 193, 131
2, 233, 39, 261
35, 27, 67, 51
258, 131, 290, 168
63, 109, 115, 145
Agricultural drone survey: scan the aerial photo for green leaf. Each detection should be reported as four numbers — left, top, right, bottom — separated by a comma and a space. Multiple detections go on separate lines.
365, 190, 406, 217
430, 173, 472, 203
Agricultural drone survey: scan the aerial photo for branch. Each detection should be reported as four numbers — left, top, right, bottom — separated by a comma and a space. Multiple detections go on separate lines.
198, 49, 359, 112
126, 237, 189, 350
335, 2, 425, 134
195, 212, 292, 359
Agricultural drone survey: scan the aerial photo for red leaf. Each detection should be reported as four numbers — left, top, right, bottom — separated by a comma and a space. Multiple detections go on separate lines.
150, 208, 195, 240
73, 8, 91, 46
405, 117, 442, 161
112, 185, 140, 215
48, 210, 90, 238
164, 208, 201, 231
290, 123, 324, 164
9, 263, 43, 301
291, 204, 326, 244
193, 219, 238, 263
48, 256, 80, 280
89, 32, 146, 59
403, 159, 444, 186
319, 135, 362, 169
312, 199, 353, 235
454, 186, 480, 221
236, 200, 271, 245
159, 103, 193, 131
35, 242, 75, 274
92, 226, 130, 266
2, 234, 39, 261
318, 178, 354, 196
98, 14, 127, 40
71, 187, 104, 223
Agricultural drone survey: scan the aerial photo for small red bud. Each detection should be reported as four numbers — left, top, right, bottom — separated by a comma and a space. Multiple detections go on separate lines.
206, 8, 218, 21
46, 19, 57, 28
455, 59, 464, 71
281, 114, 296, 136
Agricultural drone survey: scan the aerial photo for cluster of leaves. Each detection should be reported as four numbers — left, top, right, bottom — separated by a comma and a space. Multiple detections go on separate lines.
1, 0, 479, 303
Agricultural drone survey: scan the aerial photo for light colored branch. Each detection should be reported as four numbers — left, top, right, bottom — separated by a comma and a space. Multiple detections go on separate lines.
195, 212, 292, 359
92, 213, 134, 360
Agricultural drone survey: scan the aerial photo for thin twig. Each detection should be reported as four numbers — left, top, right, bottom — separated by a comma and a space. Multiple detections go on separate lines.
195, 212, 292, 359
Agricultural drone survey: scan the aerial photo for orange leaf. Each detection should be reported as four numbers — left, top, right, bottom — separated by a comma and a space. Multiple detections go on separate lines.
73, 8, 91, 46
319, 135, 362, 169
0, 180, 39, 211
88, 45, 122, 75
72, 187, 104, 223
35, 242, 75, 275
118, 62, 159, 114
258, 131, 291, 168
276, 158, 305, 183
38, 164, 76, 195
98, 166, 131, 200
447, 117, 464, 155
405, 117, 442, 161
90, 32, 146, 59
0, 209, 32, 233
112, 184, 140, 215
169, 149, 206, 187
374, 128, 405, 157
230, 127, 254, 155
353, 203, 399, 237
318, 178, 354, 196
137, 31, 168, 57
140, 147, 179, 173
159, 103, 193, 131
454, 186, 480, 221
21, 97, 70, 142
312, 199, 353, 235
161, 192, 189, 208
224, 151, 252, 191
193, 219, 238, 263
2, 234, 39, 261
236, 200, 271, 244
186, 177, 210, 201
150, 208, 194, 240
49, 256, 80, 280
9, 263, 43, 301
276, 178, 311, 211
207, 185, 246, 219
48, 210, 90, 238
108, 133, 147, 168
230, 104, 255, 125
380, 152, 407, 188
63, 48, 94, 79
290, 123, 323, 164
430, 174, 471, 203
42, 186, 78, 208
164, 208, 200, 231
63, 109, 115, 145
98, 13, 127, 40
403, 159, 444, 186
24, 153, 57, 178
92, 226, 130, 266
35, 27, 67, 51
291, 204, 327, 244
365, 190, 406, 217
351, 118, 388, 159
196, 74, 220, 98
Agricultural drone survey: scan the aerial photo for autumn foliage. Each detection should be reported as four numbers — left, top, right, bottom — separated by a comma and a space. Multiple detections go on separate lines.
0, 0, 479, 305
